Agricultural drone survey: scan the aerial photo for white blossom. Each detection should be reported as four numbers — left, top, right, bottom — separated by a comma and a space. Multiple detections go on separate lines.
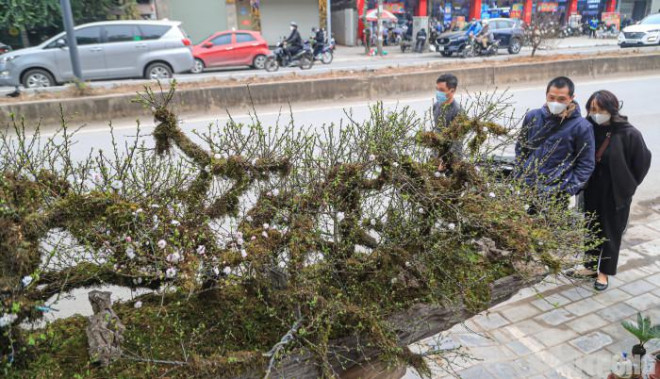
236, 231, 243, 239
134, 301, 143, 309
392, 162, 399, 168
110, 180, 123, 190
213, 153, 222, 160
157, 239, 167, 249
278, 261, 287, 269
482, 127, 488, 132
126, 247, 136, 260
166, 252, 182, 264
0, 313, 18, 328
391, 277, 398, 284
524, 204, 530, 211
434, 171, 442, 178
223, 266, 231, 275
150, 204, 160, 209
448, 223, 456, 230
263, 223, 270, 230
237, 238, 245, 246
165, 267, 177, 278
405, 261, 411, 267
152, 215, 159, 224
262, 231, 269, 238
196, 245, 206, 255
170, 220, 180, 226
21, 275, 33, 287
212, 267, 220, 276
418, 208, 425, 214
135, 208, 144, 214
368, 154, 376, 162
266, 191, 272, 197
489, 192, 496, 198
370, 218, 376, 226
246, 215, 253, 222
241, 249, 248, 258
251, 236, 257, 241
272, 189, 280, 196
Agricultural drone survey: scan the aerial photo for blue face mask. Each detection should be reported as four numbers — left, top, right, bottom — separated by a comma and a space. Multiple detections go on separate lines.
436, 90, 448, 104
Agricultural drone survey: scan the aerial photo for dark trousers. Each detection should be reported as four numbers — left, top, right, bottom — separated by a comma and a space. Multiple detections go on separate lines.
584, 188, 631, 276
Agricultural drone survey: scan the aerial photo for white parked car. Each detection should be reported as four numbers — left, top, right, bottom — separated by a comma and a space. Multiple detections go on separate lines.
619, 13, 660, 47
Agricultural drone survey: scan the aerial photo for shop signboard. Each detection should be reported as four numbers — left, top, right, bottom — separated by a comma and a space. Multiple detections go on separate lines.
510, 3, 523, 19
384, 3, 405, 14
601, 12, 621, 30
538, 2, 559, 12
444, 3, 452, 24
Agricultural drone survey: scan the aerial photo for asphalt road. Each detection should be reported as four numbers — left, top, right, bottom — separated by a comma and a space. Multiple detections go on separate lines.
36, 72, 660, 220
4, 37, 657, 97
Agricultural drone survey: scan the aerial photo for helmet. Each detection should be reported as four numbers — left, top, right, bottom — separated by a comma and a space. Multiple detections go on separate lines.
290, 21, 298, 28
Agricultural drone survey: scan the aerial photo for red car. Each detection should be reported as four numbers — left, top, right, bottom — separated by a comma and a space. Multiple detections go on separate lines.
191, 30, 270, 73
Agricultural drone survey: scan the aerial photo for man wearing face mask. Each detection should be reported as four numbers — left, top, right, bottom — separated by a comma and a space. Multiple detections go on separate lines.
433, 74, 463, 168
285, 21, 303, 64
515, 76, 595, 203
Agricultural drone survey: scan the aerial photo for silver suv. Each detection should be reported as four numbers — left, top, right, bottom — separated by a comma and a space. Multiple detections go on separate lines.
0, 20, 194, 88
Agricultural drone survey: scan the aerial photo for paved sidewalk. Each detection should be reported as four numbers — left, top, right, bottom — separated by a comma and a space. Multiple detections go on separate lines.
405, 213, 660, 378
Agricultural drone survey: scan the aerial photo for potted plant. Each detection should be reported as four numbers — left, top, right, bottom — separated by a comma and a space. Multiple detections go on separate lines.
621, 313, 660, 378
651, 350, 660, 379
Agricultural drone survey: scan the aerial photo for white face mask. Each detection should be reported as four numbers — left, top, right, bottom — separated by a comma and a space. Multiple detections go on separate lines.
590, 113, 611, 125
547, 102, 568, 115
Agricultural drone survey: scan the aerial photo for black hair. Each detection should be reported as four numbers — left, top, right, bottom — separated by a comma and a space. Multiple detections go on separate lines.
436, 74, 458, 90
546, 76, 575, 96
585, 90, 621, 116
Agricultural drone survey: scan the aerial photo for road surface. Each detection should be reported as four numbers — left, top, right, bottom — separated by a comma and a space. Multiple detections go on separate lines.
41, 72, 659, 222
3, 37, 655, 97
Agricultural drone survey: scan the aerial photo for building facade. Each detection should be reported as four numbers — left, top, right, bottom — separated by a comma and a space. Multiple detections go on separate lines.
155, 0, 323, 45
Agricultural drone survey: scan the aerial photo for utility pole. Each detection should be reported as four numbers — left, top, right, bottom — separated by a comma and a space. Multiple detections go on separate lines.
60, 0, 83, 82
376, 0, 383, 56
326, 0, 332, 43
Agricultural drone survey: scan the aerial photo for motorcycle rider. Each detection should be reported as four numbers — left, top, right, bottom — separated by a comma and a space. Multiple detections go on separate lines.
476, 20, 494, 50
285, 21, 303, 64
311, 26, 325, 57
465, 19, 483, 37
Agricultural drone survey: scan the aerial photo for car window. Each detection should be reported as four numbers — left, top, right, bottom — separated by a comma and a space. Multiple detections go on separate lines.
236, 33, 256, 43
211, 34, 232, 45
139, 25, 171, 40
640, 15, 660, 25
76, 27, 102, 45
105, 25, 140, 43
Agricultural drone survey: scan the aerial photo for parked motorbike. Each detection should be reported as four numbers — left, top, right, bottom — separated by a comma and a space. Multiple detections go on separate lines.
596, 24, 618, 39
264, 40, 314, 72
400, 33, 413, 52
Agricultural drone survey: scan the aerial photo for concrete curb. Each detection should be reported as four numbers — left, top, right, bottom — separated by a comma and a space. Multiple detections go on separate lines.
1, 53, 659, 127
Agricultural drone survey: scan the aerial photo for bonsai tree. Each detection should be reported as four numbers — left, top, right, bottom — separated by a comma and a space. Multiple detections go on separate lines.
621, 313, 660, 357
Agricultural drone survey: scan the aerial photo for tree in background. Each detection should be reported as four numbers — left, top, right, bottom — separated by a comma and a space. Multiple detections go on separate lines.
523, 13, 561, 57
0, 0, 138, 48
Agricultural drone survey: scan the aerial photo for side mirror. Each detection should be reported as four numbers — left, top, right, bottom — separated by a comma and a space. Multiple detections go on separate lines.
202, 42, 213, 48
56, 39, 67, 48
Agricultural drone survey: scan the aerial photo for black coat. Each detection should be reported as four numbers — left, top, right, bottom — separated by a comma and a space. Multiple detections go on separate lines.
286, 29, 302, 48
588, 116, 651, 209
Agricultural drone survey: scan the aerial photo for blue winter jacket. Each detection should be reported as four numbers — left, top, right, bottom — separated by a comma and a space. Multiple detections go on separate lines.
514, 103, 595, 196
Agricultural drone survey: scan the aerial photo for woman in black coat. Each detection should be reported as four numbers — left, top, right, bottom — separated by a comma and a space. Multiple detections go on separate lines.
583, 90, 652, 291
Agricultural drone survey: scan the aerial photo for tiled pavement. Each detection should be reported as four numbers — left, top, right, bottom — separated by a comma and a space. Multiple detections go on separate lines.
404, 216, 660, 379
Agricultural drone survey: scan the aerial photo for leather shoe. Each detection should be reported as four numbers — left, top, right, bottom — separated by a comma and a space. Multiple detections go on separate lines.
594, 279, 608, 291
566, 267, 598, 279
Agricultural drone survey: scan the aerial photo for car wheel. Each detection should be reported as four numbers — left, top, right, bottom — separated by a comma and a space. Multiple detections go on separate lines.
508, 38, 522, 54
145, 62, 173, 80
252, 54, 267, 70
264, 56, 279, 72
22, 69, 55, 88
321, 51, 333, 64
191, 58, 204, 74
441, 51, 453, 57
